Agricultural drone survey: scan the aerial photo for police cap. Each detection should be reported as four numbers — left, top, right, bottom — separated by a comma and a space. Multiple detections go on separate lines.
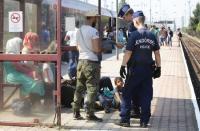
133, 11, 144, 19
118, 4, 131, 18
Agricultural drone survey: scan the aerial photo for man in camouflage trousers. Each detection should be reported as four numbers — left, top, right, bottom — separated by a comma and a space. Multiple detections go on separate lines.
72, 9, 102, 122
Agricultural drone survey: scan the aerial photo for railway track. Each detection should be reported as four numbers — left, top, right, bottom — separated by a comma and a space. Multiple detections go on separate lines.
181, 35, 200, 107
182, 36, 200, 78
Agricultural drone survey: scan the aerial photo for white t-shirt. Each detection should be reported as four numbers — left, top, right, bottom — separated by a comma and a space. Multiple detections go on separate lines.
76, 25, 99, 61
43, 63, 54, 83
66, 28, 78, 46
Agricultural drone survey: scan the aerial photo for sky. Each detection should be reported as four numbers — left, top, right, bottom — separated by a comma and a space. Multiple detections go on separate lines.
81, 0, 200, 28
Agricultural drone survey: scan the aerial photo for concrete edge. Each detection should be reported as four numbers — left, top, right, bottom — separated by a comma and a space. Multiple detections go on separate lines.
180, 41, 200, 131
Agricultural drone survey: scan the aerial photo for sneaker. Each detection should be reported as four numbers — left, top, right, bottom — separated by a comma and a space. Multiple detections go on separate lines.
86, 114, 103, 122
140, 122, 148, 128
73, 111, 84, 120
115, 121, 130, 127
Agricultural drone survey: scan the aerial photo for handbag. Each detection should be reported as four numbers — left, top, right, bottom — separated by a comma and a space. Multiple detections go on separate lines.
79, 27, 102, 63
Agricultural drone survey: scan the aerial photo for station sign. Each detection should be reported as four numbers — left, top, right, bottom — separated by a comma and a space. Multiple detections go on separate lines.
9, 11, 23, 32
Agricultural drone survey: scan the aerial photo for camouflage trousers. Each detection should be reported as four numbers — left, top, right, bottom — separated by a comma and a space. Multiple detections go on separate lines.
72, 60, 100, 115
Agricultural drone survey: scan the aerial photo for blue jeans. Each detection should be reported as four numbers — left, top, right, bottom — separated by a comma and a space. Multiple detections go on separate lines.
68, 51, 79, 78
98, 94, 113, 108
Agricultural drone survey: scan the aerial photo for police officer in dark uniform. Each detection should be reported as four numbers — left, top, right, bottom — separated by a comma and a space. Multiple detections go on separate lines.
118, 4, 140, 118
116, 11, 161, 127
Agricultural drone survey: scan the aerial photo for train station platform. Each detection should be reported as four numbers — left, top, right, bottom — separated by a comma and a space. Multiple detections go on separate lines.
0, 40, 199, 131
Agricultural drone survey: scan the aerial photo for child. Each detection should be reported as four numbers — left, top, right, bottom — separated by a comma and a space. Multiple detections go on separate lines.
113, 77, 124, 109
98, 77, 114, 113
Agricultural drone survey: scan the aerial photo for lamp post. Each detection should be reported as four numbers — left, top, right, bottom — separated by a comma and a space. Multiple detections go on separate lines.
116, 0, 119, 60
150, 0, 152, 25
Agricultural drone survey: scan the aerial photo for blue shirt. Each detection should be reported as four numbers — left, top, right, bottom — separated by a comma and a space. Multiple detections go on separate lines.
128, 23, 137, 37
126, 28, 160, 76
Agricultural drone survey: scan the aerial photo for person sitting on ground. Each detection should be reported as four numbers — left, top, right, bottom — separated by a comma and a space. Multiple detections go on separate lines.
98, 77, 114, 113
113, 77, 124, 110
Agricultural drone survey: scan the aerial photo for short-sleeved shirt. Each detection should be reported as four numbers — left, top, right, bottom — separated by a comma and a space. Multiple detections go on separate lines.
76, 25, 99, 61
128, 23, 137, 37
66, 28, 78, 46
126, 28, 160, 67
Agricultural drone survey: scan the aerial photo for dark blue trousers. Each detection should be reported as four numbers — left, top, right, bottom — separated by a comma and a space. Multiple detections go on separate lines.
120, 74, 153, 124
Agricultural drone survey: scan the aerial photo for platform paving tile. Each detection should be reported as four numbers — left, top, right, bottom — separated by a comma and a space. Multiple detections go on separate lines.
0, 40, 199, 130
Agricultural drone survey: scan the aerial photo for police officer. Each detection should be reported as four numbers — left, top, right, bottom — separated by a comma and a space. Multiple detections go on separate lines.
118, 4, 140, 118
116, 11, 161, 127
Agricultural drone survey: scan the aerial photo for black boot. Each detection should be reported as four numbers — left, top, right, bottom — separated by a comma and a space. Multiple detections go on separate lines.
86, 114, 103, 122
73, 111, 84, 120
115, 120, 130, 127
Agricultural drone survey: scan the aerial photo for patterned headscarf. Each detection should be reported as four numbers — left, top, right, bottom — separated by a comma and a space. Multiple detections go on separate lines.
23, 32, 39, 49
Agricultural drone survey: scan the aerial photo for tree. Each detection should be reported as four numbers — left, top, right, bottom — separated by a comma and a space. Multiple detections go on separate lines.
189, 3, 200, 31
193, 3, 200, 21
196, 22, 200, 32
189, 17, 199, 30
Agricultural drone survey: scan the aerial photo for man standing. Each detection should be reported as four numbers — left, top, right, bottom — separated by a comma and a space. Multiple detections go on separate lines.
116, 11, 161, 127
72, 10, 102, 122
167, 27, 173, 47
65, 21, 80, 79
118, 4, 140, 118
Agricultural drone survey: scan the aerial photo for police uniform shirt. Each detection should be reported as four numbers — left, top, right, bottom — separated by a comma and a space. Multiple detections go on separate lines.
76, 25, 99, 61
128, 23, 137, 37
126, 28, 160, 75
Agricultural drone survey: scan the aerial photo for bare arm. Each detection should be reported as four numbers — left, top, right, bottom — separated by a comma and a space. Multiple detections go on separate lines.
114, 91, 122, 103
91, 38, 101, 53
154, 50, 161, 67
122, 50, 132, 66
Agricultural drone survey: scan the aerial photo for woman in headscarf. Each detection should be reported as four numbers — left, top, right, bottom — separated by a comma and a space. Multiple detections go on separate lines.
4, 37, 45, 97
